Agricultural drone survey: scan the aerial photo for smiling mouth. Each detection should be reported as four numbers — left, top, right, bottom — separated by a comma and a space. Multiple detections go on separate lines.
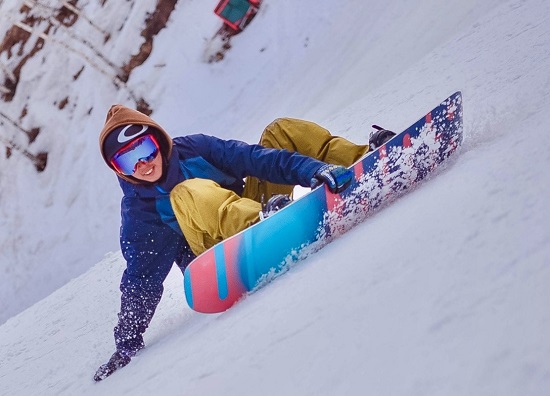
142, 167, 154, 176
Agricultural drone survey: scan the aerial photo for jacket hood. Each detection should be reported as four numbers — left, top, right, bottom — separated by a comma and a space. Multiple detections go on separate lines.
99, 105, 173, 184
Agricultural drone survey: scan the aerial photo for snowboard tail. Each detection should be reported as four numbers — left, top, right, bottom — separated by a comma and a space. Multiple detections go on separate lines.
184, 92, 464, 313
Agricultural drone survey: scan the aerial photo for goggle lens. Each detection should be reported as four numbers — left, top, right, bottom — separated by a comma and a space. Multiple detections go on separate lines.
110, 134, 160, 176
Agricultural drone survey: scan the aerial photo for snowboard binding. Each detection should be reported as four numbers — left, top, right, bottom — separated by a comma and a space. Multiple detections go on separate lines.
369, 125, 396, 149
260, 194, 292, 220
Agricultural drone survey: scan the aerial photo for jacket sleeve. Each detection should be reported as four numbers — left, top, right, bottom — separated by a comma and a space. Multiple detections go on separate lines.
113, 195, 186, 356
181, 134, 325, 187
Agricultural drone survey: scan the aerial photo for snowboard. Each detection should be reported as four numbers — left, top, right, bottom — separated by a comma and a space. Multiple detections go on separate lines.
184, 91, 464, 313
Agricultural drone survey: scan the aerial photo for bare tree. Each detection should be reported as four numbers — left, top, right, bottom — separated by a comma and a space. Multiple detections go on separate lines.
22, 0, 111, 41
0, 59, 16, 83
0, 132, 47, 172
0, 110, 40, 143
13, 20, 140, 102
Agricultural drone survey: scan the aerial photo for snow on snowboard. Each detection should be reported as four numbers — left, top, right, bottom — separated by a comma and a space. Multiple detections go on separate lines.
184, 92, 464, 313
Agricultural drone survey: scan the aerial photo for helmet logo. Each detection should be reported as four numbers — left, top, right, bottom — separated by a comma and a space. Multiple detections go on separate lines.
117, 124, 149, 143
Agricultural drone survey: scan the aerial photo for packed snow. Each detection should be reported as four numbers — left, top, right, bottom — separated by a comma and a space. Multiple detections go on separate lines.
0, 0, 549, 394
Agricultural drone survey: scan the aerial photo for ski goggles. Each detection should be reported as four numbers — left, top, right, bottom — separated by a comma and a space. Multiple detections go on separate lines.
110, 134, 160, 176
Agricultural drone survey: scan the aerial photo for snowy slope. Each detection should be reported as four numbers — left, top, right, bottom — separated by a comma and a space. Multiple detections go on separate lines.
1, 0, 549, 394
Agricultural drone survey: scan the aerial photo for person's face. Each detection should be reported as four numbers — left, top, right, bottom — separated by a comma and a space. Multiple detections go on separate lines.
131, 151, 163, 183
110, 134, 163, 183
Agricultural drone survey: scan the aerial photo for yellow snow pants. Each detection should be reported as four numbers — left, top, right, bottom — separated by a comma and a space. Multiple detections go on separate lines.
170, 118, 370, 256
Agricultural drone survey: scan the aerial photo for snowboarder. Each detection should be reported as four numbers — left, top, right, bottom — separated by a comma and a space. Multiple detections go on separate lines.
94, 104, 391, 381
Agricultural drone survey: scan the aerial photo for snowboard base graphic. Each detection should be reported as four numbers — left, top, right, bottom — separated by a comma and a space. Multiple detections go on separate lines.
184, 92, 464, 313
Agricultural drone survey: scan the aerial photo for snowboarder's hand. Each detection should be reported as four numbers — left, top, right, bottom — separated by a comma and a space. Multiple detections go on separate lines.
311, 164, 353, 193
94, 351, 131, 382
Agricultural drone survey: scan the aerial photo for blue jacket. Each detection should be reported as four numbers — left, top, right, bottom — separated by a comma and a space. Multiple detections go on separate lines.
114, 133, 325, 356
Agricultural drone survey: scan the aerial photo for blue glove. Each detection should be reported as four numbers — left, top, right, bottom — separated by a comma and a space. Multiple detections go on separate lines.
311, 164, 353, 193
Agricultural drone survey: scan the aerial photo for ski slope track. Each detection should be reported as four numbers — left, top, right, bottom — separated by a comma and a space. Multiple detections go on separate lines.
0, 0, 549, 395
